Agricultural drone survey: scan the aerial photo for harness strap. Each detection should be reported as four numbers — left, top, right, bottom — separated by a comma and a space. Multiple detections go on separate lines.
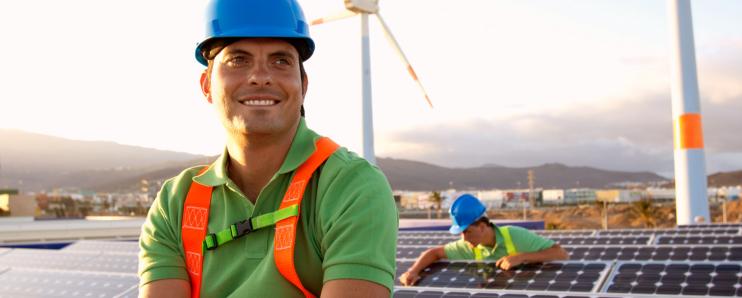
274, 137, 338, 298
181, 137, 338, 298
499, 226, 518, 256
203, 204, 299, 250
181, 166, 212, 298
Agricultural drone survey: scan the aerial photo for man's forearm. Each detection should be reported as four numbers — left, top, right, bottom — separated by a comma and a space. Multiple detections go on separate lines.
517, 245, 569, 264
408, 247, 446, 274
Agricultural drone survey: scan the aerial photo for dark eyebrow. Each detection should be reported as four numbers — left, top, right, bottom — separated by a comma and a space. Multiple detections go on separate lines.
269, 50, 298, 60
223, 49, 253, 57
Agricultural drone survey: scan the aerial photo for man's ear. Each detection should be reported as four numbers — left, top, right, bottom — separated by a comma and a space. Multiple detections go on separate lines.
200, 70, 212, 104
301, 72, 308, 98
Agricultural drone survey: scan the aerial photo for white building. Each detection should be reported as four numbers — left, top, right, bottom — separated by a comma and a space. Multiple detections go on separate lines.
542, 189, 565, 205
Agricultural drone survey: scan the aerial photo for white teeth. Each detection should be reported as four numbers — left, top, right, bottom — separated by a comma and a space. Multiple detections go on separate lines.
241, 100, 276, 106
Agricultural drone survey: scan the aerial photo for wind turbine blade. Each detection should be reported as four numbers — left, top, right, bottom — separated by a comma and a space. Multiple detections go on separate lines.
310, 10, 358, 26
374, 13, 434, 108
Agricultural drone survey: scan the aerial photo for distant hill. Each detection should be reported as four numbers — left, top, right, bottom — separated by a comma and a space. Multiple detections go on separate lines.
662, 170, 742, 188
1, 129, 671, 192
708, 170, 742, 187
0, 129, 209, 191
376, 159, 667, 191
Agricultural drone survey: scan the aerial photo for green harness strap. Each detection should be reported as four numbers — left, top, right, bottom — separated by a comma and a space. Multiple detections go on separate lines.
203, 204, 299, 250
473, 226, 518, 261
499, 226, 517, 256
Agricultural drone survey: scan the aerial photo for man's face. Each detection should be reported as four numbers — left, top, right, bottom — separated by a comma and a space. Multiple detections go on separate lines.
461, 222, 486, 247
201, 38, 307, 136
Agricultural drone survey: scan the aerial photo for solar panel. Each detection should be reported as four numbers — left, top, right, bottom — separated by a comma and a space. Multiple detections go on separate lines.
399, 230, 598, 238
597, 228, 741, 236
0, 249, 100, 270
398, 246, 430, 260
399, 236, 652, 247
399, 231, 456, 238
550, 236, 651, 246
396, 260, 610, 293
62, 240, 140, 254
392, 288, 666, 298
603, 261, 742, 296
655, 235, 742, 245
678, 223, 742, 229
565, 245, 742, 262
0, 267, 137, 297
534, 231, 596, 237
75, 252, 138, 274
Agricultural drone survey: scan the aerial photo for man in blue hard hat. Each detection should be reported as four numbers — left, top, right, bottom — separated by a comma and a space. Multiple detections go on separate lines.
137, 0, 397, 297
399, 194, 568, 286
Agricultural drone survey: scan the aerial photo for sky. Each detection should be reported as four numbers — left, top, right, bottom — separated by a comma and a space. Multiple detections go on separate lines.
1, 0, 741, 177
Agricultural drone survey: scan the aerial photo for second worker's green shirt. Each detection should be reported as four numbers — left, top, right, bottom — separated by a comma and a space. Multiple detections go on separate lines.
138, 118, 398, 297
443, 225, 555, 260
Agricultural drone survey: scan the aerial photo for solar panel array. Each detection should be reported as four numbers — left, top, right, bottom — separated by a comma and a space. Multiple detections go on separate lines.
1, 224, 741, 297
0, 240, 139, 297
395, 225, 742, 297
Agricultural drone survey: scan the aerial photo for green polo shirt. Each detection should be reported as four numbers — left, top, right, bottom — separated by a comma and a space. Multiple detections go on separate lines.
443, 225, 555, 260
138, 118, 398, 297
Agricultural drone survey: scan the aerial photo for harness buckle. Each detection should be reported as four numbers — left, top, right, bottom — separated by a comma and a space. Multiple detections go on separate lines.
204, 233, 218, 250
233, 218, 254, 238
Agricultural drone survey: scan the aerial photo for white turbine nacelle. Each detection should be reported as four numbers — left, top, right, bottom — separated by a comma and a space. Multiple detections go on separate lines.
344, 0, 379, 13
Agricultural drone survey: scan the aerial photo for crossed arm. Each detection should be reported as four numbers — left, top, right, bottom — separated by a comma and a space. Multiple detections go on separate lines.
139, 278, 389, 298
398, 244, 569, 286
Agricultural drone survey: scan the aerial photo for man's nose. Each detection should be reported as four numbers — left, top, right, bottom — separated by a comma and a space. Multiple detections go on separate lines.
248, 62, 273, 86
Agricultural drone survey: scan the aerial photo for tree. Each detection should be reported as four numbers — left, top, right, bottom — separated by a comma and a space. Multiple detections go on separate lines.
430, 191, 443, 219
630, 199, 658, 228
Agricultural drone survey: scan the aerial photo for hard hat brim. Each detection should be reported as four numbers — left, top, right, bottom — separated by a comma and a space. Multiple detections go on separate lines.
195, 27, 315, 66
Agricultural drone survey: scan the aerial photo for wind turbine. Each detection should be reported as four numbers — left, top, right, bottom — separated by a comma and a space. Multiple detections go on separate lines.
311, 0, 433, 165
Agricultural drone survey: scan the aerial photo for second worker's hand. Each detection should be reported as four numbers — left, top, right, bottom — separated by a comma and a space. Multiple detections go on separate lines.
495, 255, 524, 270
398, 270, 421, 286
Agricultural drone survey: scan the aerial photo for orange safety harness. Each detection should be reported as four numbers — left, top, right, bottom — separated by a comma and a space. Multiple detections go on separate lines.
181, 137, 339, 298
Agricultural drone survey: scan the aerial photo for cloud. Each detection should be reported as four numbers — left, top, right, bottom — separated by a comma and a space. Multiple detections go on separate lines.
380, 38, 742, 175
382, 93, 742, 175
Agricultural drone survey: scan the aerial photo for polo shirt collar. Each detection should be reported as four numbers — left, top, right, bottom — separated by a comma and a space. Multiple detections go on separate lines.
192, 118, 320, 187
476, 225, 503, 254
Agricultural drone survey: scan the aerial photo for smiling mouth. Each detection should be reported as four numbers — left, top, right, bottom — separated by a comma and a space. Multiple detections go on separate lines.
238, 99, 279, 106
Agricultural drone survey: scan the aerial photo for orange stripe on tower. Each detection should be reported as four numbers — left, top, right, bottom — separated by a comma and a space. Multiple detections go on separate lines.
673, 113, 704, 149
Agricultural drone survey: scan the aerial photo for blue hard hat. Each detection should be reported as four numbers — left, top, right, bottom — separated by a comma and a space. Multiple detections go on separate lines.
449, 194, 487, 234
195, 0, 316, 66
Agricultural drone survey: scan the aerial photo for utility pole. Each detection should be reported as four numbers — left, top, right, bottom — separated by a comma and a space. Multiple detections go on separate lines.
528, 170, 535, 208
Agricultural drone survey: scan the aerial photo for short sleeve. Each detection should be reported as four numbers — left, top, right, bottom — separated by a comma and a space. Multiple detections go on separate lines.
443, 239, 475, 260
508, 226, 556, 253
138, 179, 189, 286
317, 158, 398, 292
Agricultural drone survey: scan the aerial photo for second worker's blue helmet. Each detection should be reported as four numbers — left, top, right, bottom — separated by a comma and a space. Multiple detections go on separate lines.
195, 0, 315, 66
448, 194, 487, 234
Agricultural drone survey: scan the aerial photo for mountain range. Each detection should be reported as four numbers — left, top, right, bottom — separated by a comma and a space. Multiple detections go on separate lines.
5, 129, 730, 193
